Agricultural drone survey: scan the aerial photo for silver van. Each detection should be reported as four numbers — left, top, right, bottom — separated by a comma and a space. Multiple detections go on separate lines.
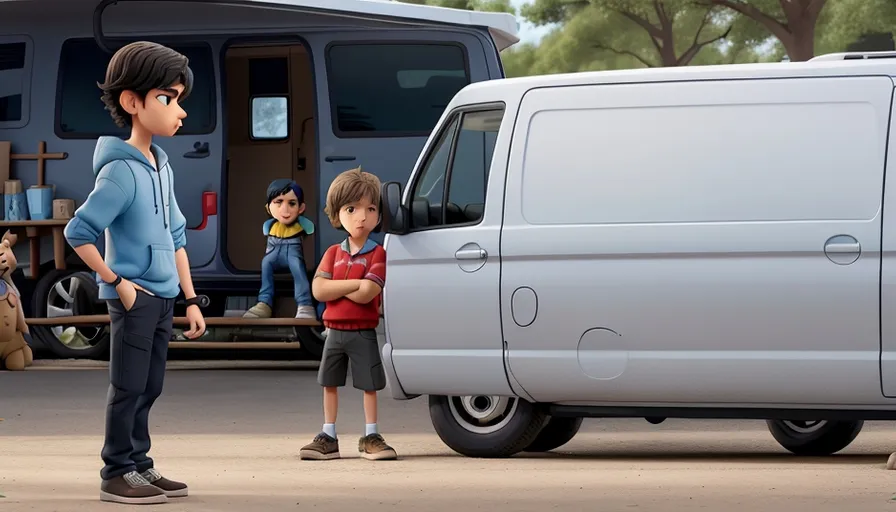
0, 0, 517, 359
377, 51, 896, 458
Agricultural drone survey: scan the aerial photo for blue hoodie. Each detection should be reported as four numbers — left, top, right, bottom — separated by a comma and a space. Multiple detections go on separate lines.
64, 136, 187, 300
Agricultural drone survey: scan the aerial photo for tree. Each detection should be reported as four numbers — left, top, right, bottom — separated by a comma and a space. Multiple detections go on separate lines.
696, 0, 827, 61
522, 0, 734, 67
815, 0, 896, 55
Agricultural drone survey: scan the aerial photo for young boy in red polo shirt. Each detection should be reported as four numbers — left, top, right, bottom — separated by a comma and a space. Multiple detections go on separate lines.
299, 167, 397, 461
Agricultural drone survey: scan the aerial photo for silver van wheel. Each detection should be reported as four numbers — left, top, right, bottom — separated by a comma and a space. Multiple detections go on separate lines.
31, 270, 110, 360
448, 395, 520, 434
429, 394, 546, 458
781, 420, 827, 434
767, 419, 863, 456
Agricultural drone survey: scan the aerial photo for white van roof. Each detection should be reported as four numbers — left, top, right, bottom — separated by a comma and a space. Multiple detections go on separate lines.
451, 54, 896, 105
0, 0, 521, 50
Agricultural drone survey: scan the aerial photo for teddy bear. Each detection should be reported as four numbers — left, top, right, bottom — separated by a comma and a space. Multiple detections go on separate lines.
0, 230, 33, 371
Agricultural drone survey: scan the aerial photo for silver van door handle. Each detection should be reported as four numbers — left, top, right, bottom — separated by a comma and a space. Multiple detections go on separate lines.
824, 235, 861, 265
825, 242, 860, 253
455, 247, 487, 260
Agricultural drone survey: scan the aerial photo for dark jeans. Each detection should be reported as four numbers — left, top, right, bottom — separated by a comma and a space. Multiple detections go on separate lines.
101, 291, 174, 481
258, 238, 312, 307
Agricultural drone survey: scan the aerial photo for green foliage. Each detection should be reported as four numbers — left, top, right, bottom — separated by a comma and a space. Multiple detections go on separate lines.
520, 0, 737, 68
816, 0, 896, 54
397, 0, 892, 76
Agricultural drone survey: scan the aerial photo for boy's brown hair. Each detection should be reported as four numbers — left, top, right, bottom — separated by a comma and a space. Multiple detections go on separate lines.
324, 167, 382, 228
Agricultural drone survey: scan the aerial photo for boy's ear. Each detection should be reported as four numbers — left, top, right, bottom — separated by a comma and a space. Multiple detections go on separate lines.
119, 90, 141, 116
264, 204, 271, 216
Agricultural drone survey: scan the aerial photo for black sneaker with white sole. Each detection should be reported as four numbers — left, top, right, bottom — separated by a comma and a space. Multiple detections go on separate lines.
99, 470, 168, 505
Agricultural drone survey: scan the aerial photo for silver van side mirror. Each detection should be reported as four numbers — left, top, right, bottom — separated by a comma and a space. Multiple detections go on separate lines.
381, 181, 409, 235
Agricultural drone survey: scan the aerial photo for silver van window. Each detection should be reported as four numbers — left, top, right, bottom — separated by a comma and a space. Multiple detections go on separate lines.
408, 107, 504, 230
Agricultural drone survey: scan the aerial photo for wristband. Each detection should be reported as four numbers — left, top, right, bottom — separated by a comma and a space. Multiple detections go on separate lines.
109, 275, 122, 287
184, 296, 204, 308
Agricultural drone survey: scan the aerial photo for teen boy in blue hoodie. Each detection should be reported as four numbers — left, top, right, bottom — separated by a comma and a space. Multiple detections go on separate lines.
63, 41, 207, 506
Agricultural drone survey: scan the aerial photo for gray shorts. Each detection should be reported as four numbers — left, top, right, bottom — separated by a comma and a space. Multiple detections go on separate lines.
317, 328, 386, 391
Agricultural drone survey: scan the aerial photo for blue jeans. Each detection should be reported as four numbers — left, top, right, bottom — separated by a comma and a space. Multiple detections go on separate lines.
258, 238, 312, 307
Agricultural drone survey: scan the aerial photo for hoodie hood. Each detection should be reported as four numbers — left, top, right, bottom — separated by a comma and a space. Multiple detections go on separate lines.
92, 136, 170, 176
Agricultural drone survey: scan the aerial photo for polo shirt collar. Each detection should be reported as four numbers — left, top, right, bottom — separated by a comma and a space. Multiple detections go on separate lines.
340, 237, 379, 256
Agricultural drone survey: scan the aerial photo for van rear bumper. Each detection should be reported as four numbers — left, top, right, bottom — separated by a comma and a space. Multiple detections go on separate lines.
381, 341, 418, 401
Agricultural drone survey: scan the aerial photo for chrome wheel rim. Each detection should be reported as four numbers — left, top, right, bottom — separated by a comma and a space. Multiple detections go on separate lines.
448, 395, 519, 434
782, 420, 827, 434
46, 273, 105, 350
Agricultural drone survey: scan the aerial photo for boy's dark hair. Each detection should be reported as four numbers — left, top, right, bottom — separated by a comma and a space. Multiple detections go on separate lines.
324, 167, 381, 229
98, 41, 194, 128
266, 179, 305, 205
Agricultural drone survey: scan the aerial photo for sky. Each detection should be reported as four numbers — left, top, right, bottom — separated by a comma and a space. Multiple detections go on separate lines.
510, 0, 552, 44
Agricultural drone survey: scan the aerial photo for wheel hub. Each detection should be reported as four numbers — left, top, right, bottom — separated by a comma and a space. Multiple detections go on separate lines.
449, 395, 519, 434
782, 420, 827, 433
45, 273, 105, 350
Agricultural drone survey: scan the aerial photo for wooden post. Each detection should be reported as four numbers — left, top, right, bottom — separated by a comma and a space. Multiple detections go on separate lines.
10, 141, 68, 187
0, 142, 10, 189
52, 226, 65, 269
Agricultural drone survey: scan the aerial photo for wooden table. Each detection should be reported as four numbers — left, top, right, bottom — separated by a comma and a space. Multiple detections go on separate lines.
0, 219, 70, 278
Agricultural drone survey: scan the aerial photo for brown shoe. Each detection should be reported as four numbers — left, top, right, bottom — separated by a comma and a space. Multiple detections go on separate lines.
300, 432, 340, 460
358, 433, 397, 460
100, 471, 168, 505
141, 468, 188, 498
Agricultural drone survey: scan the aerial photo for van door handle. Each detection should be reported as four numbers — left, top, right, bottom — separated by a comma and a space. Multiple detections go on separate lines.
184, 141, 209, 159
455, 247, 487, 260
824, 235, 861, 265
825, 242, 860, 253
325, 155, 356, 162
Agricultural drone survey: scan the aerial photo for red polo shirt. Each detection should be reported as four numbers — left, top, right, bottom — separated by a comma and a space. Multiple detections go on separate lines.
315, 238, 386, 330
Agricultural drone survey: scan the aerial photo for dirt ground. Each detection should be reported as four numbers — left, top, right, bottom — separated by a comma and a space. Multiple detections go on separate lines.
2, 360, 896, 511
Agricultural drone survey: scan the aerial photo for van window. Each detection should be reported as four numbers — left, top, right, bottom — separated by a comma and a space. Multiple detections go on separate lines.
409, 107, 504, 229
326, 43, 469, 137
56, 39, 216, 137
0, 39, 31, 127
249, 57, 289, 140
520, 84, 885, 224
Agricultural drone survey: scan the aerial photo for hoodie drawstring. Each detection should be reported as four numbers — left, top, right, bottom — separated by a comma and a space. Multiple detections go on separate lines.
147, 165, 167, 229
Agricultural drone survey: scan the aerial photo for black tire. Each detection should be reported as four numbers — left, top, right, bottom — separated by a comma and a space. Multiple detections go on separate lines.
766, 419, 864, 456
30, 269, 110, 360
523, 416, 584, 452
429, 394, 547, 458
294, 326, 325, 359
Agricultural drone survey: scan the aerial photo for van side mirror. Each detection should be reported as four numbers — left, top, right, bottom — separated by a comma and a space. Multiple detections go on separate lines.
381, 181, 409, 235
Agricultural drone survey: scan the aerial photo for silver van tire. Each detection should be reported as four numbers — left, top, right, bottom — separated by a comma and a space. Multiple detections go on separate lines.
766, 419, 863, 456
523, 416, 584, 452
428, 394, 547, 458
30, 269, 110, 360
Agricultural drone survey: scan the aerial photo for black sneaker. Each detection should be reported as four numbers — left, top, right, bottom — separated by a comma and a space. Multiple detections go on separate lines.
99, 470, 168, 505
300, 432, 341, 460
